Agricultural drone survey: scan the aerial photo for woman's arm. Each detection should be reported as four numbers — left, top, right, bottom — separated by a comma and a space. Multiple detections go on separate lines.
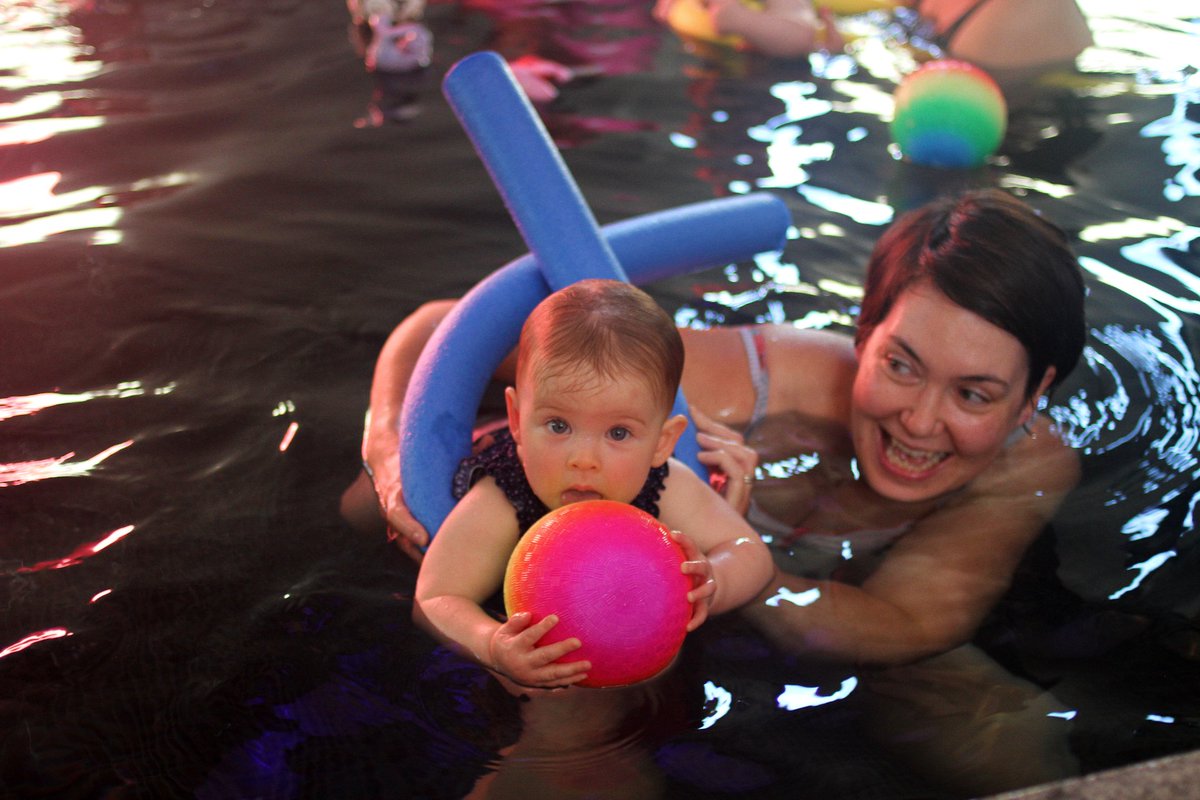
741, 422, 1081, 665
355, 299, 517, 552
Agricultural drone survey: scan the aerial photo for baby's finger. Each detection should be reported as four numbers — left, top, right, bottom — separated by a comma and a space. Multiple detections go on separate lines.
687, 591, 712, 632
686, 576, 717, 603
532, 639, 586, 667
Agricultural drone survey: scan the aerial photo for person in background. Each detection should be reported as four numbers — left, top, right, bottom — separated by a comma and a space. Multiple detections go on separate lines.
898, 0, 1093, 86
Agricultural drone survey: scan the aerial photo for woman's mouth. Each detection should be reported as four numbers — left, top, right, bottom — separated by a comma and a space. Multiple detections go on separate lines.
881, 431, 948, 477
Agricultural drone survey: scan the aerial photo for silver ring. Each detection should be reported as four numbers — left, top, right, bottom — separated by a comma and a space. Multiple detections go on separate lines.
743, 475, 754, 485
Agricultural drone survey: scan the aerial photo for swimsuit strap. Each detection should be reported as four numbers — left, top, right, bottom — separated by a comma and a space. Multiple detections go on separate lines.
739, 326, 770, 428
925, 0, 994, 52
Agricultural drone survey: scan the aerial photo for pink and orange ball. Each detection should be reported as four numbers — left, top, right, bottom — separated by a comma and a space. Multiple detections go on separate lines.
503, 500, 692, 688
891, 60, 1007, 169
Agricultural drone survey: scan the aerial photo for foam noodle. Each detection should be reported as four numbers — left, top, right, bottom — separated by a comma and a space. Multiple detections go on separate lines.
442, 51, 627, 288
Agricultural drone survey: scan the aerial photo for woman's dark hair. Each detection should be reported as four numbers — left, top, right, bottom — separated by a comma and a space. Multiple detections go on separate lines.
855, 189, 1086, 397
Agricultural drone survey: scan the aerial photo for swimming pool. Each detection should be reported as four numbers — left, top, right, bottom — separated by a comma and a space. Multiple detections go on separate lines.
1, 0, 1197, 797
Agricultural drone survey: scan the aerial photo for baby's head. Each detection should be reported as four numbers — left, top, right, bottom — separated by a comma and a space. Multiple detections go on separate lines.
516, 279, 684, 413
507, 279, 687, 510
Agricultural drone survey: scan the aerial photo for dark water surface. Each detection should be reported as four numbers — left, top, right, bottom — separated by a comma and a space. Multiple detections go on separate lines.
2, 1, 1199, 798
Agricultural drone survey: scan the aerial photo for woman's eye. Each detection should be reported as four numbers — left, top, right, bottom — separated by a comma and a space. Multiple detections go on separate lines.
609, 427, 630, 441
547, 418, 569, 434
885, 355, 913, 376
959, 388, 989, 406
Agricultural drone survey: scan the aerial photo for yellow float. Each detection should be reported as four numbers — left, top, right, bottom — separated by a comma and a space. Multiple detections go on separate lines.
663, 0, 899, 49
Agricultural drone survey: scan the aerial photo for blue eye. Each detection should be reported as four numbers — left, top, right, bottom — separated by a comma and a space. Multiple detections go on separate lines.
609, 427, 630, 441
547, 418, 569, 434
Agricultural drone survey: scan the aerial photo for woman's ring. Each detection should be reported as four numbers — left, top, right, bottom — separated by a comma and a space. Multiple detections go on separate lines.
743, 475, 755, 485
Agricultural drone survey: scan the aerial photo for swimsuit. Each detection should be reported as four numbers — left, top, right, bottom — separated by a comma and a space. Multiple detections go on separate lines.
452, 428, 670, 532
739, 326, 771, 428
922, 0, 995, 52
892, 0, 994, 59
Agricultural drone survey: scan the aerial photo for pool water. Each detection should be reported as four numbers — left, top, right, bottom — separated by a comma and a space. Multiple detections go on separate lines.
1, 1, 1198, 798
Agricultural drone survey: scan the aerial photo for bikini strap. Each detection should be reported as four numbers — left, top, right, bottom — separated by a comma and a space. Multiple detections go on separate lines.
933, 0, 994, 53
739, 326, 770, 428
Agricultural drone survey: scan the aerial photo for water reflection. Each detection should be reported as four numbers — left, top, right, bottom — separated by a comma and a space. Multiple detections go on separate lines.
0, 381, 174, 421
16, 524, 135, 574
0, 440, 133, 487
1142, 68, 1200, 202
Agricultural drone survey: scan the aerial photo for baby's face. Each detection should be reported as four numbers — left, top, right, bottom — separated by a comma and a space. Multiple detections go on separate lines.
507, 366, 675, 511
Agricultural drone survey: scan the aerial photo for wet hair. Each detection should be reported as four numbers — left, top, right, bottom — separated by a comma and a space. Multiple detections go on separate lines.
855, 189, 1086, 397
517, 279, 684, 413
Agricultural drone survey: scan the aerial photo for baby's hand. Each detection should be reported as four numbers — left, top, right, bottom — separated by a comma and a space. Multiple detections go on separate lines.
672, 530, 716, 632
488, 612, 591, 688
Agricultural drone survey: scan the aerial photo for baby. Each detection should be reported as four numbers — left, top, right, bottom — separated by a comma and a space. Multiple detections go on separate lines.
414, 279, 772, 689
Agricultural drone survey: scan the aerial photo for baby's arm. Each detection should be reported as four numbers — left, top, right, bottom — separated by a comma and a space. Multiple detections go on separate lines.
658, 461, 774, 623
414, 480, 591, 688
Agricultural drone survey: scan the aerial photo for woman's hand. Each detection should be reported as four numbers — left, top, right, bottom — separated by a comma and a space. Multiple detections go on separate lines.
691, 405, 758, 516
488, 612, 592, 689
363, 434, 431, 561
673, 530, 717, 631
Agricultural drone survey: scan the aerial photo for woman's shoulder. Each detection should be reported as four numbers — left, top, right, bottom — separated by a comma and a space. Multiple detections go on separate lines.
967, 414, 1081, 503
680, 324, 856, 427
761, 325, 857, 421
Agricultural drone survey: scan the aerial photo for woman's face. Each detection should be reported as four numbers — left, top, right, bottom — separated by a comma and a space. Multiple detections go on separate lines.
850, 281, 1051, 503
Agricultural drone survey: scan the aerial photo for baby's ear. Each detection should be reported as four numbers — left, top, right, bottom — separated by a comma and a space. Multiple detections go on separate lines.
504, 386, 522, 445
653, 414, 689, 467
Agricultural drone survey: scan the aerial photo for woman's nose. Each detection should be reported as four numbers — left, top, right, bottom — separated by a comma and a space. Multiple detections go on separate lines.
899, 388, 943, 438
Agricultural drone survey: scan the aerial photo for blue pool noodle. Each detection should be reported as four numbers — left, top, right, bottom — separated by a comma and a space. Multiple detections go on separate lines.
400, 195, 791, 536
401, 51, 791, 536
442, 51, 629, 289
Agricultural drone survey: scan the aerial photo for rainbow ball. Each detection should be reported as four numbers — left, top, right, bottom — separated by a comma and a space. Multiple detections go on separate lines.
890, 60, 1007, 169
503, 500, 692, 688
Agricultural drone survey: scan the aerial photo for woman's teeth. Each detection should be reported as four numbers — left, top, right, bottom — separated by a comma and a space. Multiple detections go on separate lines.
884, 434, 947, 473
